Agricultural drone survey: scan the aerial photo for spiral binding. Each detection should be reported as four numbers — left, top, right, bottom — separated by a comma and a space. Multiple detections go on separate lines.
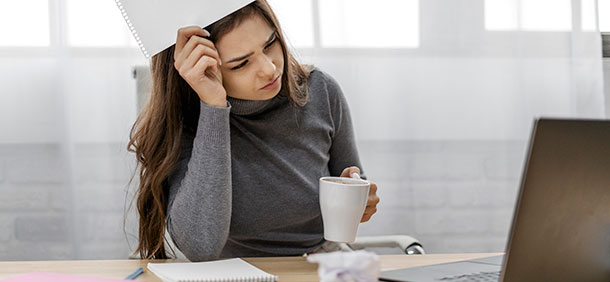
114, 0, 150, 58
181, 274, 276, 281
182, 275, 275, 282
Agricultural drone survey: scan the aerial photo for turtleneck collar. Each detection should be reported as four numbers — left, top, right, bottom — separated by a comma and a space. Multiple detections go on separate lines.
227, 92, 288, 116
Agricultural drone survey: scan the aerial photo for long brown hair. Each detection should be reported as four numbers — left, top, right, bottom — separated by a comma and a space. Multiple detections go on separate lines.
127, 0, 312, 259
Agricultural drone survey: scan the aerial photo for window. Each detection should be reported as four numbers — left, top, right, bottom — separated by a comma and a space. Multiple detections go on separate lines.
600, 0, 610, 32
267, 0, 314, 48
0, 0, 50, 46
318, 0, 419, 48
581, 0, 597, 31
66, 0, 136, 47
485, 0, 572, 31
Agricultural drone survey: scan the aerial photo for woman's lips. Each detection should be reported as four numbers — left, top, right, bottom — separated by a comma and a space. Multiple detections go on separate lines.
261, 75, 280, 90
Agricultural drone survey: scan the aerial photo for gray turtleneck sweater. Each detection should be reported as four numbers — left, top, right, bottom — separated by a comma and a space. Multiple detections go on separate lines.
165, 69, 364, 262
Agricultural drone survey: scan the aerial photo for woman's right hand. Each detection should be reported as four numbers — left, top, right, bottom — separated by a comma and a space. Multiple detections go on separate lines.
174, 26, 227, 107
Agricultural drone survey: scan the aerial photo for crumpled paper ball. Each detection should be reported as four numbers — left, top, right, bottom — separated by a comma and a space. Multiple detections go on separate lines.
307, 250, 381, 282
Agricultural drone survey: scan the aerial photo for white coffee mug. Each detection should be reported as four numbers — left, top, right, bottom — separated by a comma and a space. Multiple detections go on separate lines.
319, 176, 370, 243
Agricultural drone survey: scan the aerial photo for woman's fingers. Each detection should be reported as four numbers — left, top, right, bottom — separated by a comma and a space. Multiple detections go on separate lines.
181, 56, 219, 82
369, 182, 378, 195
174, 27, 226, 106
361, 207, 376, 222
364, 195, 380, 209
366, 195, 380, 207
175, 36, 221, 70
367, 182, 380, 205
361, 205, 378, 222
361, 181, 379, 222
177, 43, 222, 76
340, 168, 377, 223
175, 26, 209, 60
340, 166, 361, 178
194, 56, 220, 78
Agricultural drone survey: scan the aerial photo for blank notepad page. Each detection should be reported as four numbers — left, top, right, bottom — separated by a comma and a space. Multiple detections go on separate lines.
147, 258, 276, 282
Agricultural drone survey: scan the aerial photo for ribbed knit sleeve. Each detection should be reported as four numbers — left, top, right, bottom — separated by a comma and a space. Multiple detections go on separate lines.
323, 72, 366, 179
165, 100, 232, 262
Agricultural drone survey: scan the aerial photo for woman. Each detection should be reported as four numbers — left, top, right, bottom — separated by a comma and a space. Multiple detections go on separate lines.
128, 0, 380, 261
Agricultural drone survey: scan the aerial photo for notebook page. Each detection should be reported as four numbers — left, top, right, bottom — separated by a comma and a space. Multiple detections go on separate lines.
115, 0, 253, 58
147, 258, 276, 282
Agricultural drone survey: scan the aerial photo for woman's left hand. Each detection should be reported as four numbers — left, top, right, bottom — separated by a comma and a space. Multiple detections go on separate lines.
340, 166, 380, 223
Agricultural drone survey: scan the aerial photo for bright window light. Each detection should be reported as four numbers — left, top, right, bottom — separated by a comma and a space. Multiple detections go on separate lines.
485, 0, 519, 30
267, 0, 314, 48
0, 0, 50, 46
600, 0, 610, 32
581, 0, 597, 31
66, 0, 136, 47
485, 0, 572, 31
521, 0, 571, 31
319, 0, 419, 48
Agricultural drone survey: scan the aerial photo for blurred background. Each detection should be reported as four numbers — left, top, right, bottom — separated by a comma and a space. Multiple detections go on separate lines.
0, 0, 608, 260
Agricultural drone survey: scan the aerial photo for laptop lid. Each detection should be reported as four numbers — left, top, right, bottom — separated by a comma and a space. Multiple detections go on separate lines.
379, 118, 610, 282
500, 118, 610, 281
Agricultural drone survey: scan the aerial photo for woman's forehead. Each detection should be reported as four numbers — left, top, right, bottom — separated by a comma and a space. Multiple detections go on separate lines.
216, 14, 274, 55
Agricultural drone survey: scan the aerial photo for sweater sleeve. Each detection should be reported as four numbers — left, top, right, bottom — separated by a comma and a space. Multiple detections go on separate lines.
165, 100, 232, 262
324, 73, 366, 179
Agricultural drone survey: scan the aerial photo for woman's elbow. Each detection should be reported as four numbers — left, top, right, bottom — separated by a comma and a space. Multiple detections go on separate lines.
167, 218, 229, 262
179, 233, 228, 261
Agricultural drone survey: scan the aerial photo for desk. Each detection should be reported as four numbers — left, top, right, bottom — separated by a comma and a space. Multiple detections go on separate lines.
0, 253, 501, 281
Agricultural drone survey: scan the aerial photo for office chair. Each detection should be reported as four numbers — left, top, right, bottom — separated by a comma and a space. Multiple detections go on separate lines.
150, 232, 425, 260
132, 66, 425, 257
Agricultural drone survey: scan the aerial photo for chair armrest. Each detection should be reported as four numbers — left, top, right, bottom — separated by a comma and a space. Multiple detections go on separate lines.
348, 235, 425, 255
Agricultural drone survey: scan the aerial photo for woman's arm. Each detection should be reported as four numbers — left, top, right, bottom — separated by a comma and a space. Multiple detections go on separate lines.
324, 73, 365, 179
324, 72, 379, 222
165, 26, 231, 262
166, 101, 232, 262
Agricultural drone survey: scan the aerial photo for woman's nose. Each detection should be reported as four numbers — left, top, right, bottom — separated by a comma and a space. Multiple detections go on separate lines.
258, 55, 276, 78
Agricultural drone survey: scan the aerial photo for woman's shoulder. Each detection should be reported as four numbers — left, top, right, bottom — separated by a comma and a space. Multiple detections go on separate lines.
308, 67, 340, 89
306, 67, 344, 103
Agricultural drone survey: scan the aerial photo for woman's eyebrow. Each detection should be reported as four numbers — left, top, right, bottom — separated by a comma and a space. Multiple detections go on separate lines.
226, 31, 277, 64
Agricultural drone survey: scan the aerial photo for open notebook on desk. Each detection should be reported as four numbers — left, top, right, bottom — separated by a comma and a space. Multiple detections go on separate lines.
147, 258, 276, 282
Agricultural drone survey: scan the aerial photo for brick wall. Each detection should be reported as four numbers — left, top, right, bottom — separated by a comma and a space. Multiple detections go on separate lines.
0, 139, 527, 260
0, 143, 138, 260
357, 140, 526, 253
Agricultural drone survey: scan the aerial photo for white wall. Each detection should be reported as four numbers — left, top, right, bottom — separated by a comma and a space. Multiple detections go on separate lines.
0, 0, 606, 260
0, 49, 605, 260
0, 51, 144, 144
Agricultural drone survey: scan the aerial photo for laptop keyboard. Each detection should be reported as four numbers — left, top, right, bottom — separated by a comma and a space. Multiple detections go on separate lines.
436, 271, 500, 281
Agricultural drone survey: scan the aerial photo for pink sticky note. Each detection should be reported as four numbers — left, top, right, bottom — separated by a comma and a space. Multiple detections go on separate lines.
2, 272, 134, 282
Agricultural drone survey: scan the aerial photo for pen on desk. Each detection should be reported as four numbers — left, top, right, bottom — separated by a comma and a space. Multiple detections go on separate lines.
124, 267, 143, 280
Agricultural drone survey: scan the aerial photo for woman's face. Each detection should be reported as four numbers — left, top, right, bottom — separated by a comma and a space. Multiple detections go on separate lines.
216, 14, 284, 101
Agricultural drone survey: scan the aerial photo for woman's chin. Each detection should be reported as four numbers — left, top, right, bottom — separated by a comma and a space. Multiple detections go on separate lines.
258, 83, 282, 100
261, 88, 281, 100
229, 87, 281, 101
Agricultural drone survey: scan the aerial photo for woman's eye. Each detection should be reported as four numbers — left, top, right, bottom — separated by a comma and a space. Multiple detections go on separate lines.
230, 34, 277, 71
264, 35, 277, 49
231, 60, 248, 71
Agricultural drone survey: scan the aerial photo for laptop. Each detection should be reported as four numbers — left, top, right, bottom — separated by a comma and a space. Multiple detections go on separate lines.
379, 118, 610, 282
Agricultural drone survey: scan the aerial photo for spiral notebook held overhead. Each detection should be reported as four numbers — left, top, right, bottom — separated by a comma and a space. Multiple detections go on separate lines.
147, 258, 277, 282
114, 0, 254, 59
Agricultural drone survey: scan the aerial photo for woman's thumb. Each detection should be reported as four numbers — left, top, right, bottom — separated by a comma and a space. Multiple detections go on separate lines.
340, 166, 360, 178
